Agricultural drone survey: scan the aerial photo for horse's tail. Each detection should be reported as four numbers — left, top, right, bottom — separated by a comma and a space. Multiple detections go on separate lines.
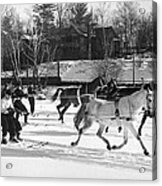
51, 88, 63, 102
73, 103, 87, 130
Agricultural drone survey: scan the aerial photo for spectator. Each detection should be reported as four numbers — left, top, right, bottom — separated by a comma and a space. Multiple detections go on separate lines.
1, 89, 22, 144
28, 85, 36, 115
12, 82, 29, 124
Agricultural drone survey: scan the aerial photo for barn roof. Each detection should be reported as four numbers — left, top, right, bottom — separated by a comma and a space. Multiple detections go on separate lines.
61, 60, 99, 82
1, 60, 153, 84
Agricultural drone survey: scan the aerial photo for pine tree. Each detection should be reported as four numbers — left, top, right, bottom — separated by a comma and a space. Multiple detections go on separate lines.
33, 4, 56, 38
70, 3, 92, 25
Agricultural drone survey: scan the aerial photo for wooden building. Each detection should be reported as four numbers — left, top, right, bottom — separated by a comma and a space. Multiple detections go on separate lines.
1, 24, 119, 72
55, 24, 120, 60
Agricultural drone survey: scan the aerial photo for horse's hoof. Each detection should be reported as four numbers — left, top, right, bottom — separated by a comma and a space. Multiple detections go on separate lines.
111, 145, 117, 150
107, 145, 111, 151
71, 142, 76, 146
144, 150, 149, 156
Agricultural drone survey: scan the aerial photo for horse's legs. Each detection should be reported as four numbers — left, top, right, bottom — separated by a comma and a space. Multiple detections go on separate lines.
57, 103, 64, 121
60, 102, 71, 123
127, 121, 149, 156
71, 116, 93, 147
153, 112, 157, 156
111, 127, 128, 150
71, 128, 83, 147
138, 111, 148, 136
96, 124, 111, 150
57, 104, 61, 119
73, 104, 87, 130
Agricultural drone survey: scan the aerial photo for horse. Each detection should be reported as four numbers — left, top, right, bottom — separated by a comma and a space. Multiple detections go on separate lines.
71, 84, 153, 156
137, 84, 157, 156
105, 79, 156, 141
52, 87, 80, 123
138, 82, 156, 141
52, 76, 105, 123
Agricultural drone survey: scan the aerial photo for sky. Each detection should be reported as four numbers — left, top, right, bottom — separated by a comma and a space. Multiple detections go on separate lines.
1, 1, 152, 24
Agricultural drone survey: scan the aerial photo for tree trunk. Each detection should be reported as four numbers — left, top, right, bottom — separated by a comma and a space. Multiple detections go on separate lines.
102, 26, 108, 59
17, 41, 21, 72
10, 35, 19, 80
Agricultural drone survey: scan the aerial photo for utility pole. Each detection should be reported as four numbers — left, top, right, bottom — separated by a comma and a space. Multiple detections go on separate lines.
57, 60, 60, 78
133, 49, 135, 86
88, 7, 94, 60
88, 23, 92, 60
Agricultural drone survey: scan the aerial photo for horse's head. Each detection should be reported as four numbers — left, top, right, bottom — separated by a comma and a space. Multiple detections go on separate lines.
142, 83, 154, 115
146, 87, 154, 116
107, 78, 117, 94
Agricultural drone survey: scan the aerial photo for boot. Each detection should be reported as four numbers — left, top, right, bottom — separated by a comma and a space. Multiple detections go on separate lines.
9, 135, 19, 143
17, 132, 23, 141
1, 137, 7, 145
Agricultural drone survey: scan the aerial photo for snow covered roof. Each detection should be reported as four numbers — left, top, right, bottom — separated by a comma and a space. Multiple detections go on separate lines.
1, 60, 153, 84
118, 67, 153, 83
62, 60, 99, 82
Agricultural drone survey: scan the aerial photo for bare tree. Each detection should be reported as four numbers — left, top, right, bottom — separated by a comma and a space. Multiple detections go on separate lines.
136, 12, 153, 52
94, 59, 122, 83
95, 2, 112, 59
1, 7, 24, 82
113, 2, 139, 54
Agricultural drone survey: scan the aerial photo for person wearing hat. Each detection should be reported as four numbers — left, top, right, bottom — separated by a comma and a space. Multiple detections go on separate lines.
12, 82, 29, 124
1, 89, 22, 144
1, 81, 13, 99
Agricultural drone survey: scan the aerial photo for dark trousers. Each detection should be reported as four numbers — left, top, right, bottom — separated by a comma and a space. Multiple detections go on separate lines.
14, 100, 28, 123
1, 113, 22, 138
28, 97, 35, 114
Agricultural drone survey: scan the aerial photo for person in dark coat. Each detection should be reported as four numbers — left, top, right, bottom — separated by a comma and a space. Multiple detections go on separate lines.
12, 83, 29, 124
1, 81, 13, 99
1, 84, 8, 99
28, 85, 36, 115
1, 89, 22, 144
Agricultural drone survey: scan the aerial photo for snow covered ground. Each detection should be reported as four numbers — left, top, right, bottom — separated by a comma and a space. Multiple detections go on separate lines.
1, 98, 156, 180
